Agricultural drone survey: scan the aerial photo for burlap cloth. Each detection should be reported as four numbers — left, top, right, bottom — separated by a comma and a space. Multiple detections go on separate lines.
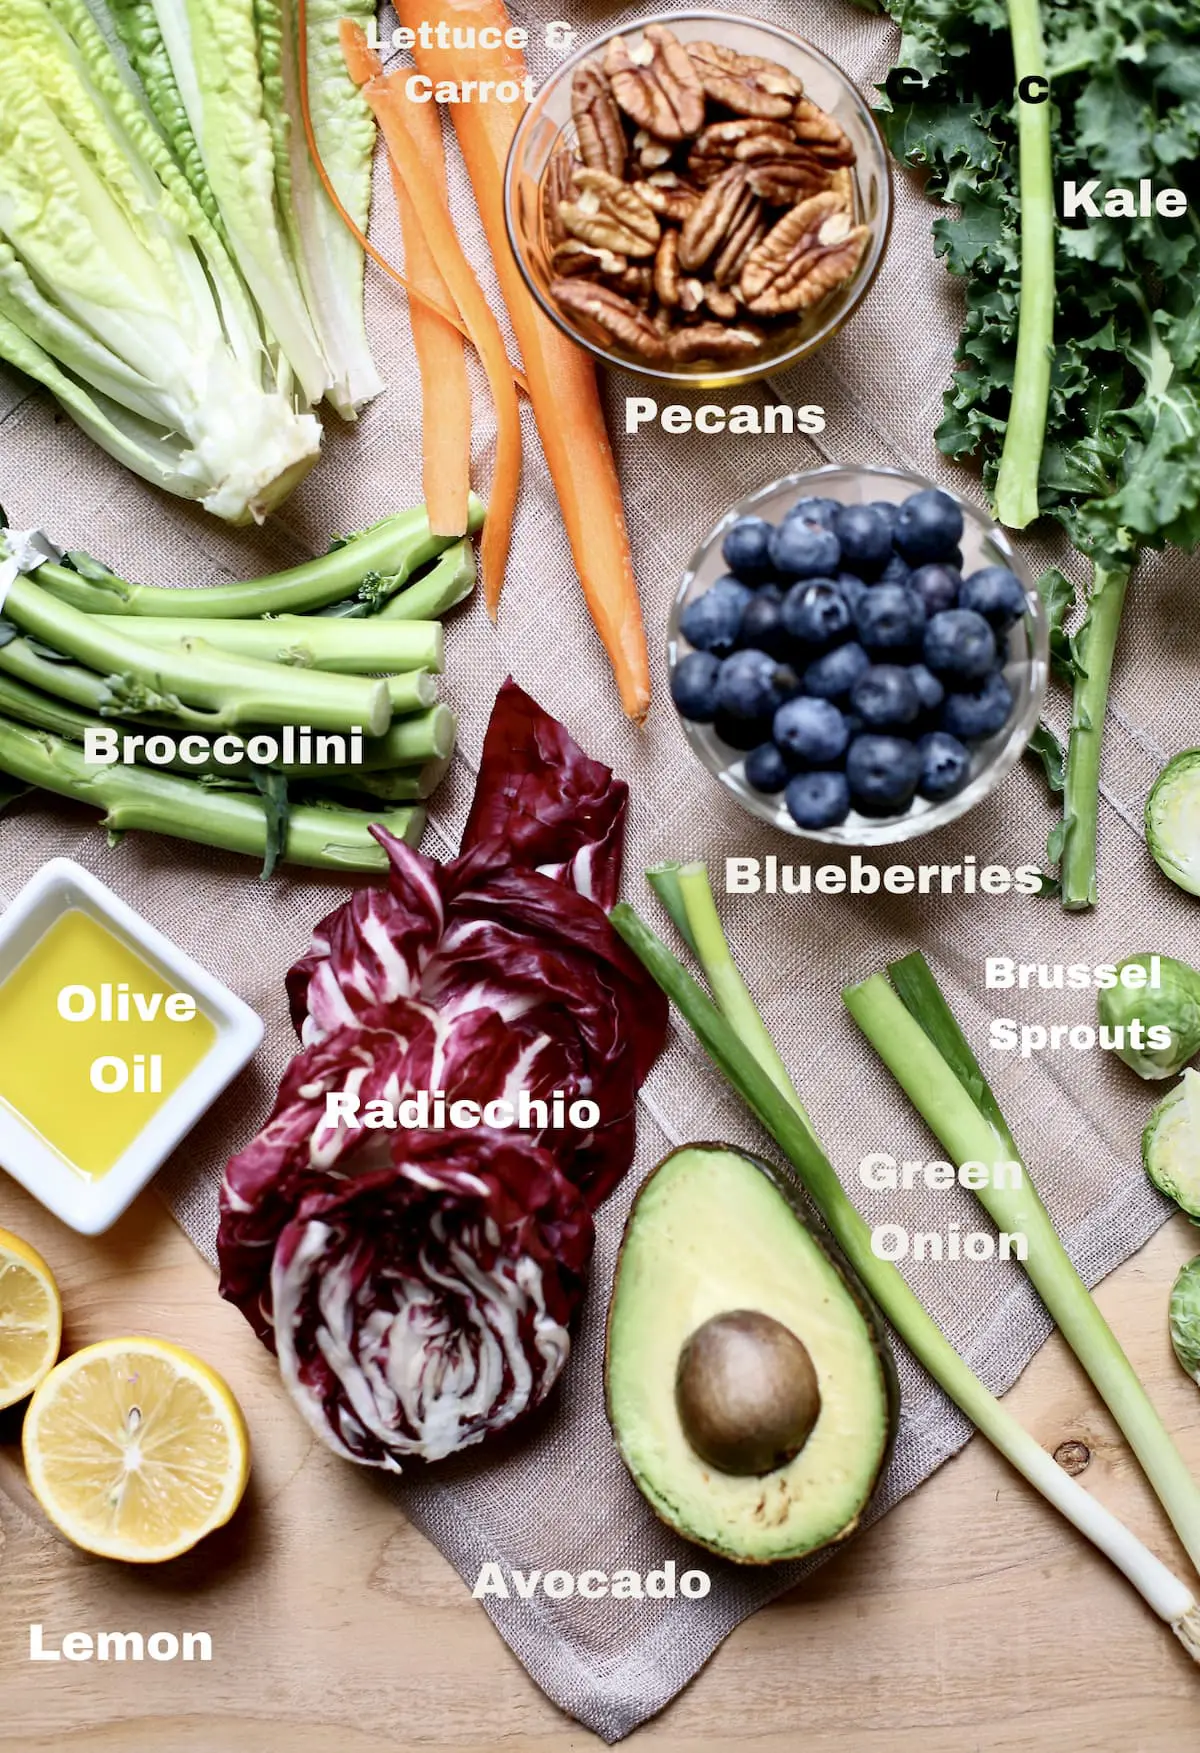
1, 0, 1197, 1739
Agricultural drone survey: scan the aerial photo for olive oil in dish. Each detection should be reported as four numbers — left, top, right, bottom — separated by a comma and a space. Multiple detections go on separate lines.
0, 908, 216, 1179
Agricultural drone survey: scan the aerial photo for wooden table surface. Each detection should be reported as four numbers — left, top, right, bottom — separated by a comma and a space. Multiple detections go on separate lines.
2, 1177, 1199, 1753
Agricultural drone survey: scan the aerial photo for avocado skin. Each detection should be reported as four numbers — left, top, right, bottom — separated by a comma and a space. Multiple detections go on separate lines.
605, 1142, 899, 1565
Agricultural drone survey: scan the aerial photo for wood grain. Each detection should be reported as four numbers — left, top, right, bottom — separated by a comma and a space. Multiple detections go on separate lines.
1, 1178, 1199, 1752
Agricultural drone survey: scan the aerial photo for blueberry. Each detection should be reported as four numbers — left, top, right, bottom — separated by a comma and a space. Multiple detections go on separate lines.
846, 735, 922, 816
836, 571, 870, 613
716, 648, 797, 720
851, 664, 921, 730
923, 609, 997, 682
786, 770, 851, 831
869, 500, 899, 537
917, 731, 971, 801
714, 710, 774, 750
832, 503, 894, 573
680, 576, 753, 656
773, 696, 850, 767
671, 651, 721, 720
804, 641, 870, 700
940, 671, 1014, 741
855, 585, 926, 655
907, 663, 945, 712
895, 489, 964, 564
782, 579, 853, 647
783, 495, 841, 531
770, 518, 841, 580
737, 583, 788, 656
721, 516, 777, 585
959, 565, 1027, 631
909, 562, 962, 617
744, 741, 790, 793
876, 553, 913, 590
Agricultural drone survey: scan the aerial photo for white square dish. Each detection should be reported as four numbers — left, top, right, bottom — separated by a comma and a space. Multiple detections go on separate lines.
0, 858, 263, 1234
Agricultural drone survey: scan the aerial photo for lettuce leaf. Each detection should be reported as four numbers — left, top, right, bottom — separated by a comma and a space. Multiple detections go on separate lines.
0, 0, 321, 521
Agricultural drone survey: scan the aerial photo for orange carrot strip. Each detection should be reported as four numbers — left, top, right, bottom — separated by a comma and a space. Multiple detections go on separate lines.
362, 72, 520, 610
340, 24, 471, 536
337, 14, 379, 81
301, 0, 527, 398
393, 0, 650, 721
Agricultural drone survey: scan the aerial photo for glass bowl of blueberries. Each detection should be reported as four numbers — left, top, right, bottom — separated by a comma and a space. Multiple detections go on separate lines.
667, 464, 1049, 843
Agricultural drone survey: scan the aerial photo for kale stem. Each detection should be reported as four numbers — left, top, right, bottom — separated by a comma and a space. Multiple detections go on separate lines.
993, 0, 1055, 529
1060, 558, 1132, 909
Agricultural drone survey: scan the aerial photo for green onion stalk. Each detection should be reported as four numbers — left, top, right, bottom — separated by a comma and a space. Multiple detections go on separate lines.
992, 0, 1055, 529
0, 715, 422, 871
845, 952, 1200, 1578
32, 502, 483, 619
612, 865, 1200, 1658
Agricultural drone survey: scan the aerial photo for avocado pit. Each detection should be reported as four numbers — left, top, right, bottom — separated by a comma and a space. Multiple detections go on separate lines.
675, 1309, 821, 1477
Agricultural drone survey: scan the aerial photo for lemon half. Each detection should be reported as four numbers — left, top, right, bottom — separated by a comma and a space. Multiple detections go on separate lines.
23, 1337, 250, 1562
0, 1227, 62, 1409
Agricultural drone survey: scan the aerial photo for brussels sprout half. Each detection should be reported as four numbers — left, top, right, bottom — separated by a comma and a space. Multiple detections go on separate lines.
1097, 954, 1200, 1080
1147, 751, 1200, 897
1143, 1069, 1200, 1218
1168, 1258, 1200, 1386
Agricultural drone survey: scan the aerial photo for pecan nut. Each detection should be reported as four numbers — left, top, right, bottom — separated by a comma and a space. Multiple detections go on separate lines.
553, 239, 628, 278
688, 42, 803, 120
790, 98, 856, 166
632, 128, 673, 171
739, 192, 869, 314
745, 153, 836, 205
653, 229, 682, 307
558, 169, 661, 258
667, 322, 764, 364
605, 24, 705, 141
678, 165, 760, 273
542, 150, 576, 250
611, 264, 654, 301
704, 284, 739, 319
687, 118, 793, 184
550, 277, 669, 360
633, 171, 701, 222
571, 63, 626, 179
712, 212, 764, 286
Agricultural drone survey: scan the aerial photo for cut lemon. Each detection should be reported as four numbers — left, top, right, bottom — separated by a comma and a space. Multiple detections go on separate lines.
0, 1227, 62, 1410
23, 1337, 250, 1563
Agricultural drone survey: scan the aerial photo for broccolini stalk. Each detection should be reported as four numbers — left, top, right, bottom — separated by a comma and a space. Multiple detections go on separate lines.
0, 672, 439, 785
3, 578, 390, 734
360, 706, 456, 767
845, 955, 1200, 1579
376, 538, 476, 620
0, 633, 177, 717
611, 894, 1200, 1660
319, 758, 449, 802
992, 0, 1055, 529
97, 615, 444, 676
32, 501, 483, 618
0, 714, 422, 870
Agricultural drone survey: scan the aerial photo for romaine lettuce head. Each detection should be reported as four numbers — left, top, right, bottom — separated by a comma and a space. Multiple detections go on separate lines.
0, 0, 321, 522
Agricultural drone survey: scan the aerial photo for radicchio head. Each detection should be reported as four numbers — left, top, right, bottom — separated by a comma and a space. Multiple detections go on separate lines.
270, 1131, 594, 1469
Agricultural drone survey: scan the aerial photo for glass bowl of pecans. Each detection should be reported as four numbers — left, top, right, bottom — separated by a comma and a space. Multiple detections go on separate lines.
504, 12, 891, 386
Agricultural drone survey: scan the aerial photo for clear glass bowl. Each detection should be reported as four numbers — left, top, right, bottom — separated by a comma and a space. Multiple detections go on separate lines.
503, 12, 891, 388
667, 465, 1050, 846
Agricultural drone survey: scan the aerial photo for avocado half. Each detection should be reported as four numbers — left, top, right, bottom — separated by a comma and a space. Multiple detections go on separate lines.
605, 1143, 898, 1565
